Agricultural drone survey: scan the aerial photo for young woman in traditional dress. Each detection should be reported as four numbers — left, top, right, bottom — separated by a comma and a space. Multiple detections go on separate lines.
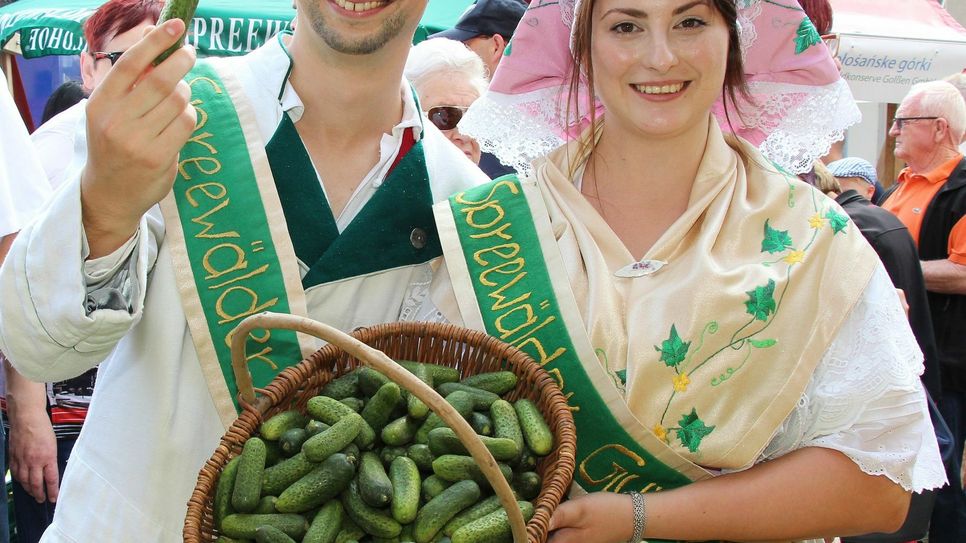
424, 1, 948, 541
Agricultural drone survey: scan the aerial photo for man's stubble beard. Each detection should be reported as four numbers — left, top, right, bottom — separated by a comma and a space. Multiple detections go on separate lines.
306, 5, 408, 55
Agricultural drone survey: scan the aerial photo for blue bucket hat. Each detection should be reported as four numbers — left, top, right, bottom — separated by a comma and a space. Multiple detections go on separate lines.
827, 157, 879, 186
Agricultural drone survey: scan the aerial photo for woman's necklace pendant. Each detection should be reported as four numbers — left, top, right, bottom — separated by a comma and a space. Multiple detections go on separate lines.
614, 259, 668, 278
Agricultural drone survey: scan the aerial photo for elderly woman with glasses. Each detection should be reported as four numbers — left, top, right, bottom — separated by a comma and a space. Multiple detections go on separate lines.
405, 37, 489, 165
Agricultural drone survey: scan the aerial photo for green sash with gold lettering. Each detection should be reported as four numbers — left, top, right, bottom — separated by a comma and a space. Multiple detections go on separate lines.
160, 61, 314, 427
435, 176, 712, 493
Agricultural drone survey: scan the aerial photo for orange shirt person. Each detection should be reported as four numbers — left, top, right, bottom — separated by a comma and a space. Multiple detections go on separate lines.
881, 79, 966, 543
881, 82, 966, 279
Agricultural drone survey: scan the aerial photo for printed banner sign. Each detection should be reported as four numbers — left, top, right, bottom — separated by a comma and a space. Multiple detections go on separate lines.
0, 0, 476, 58
0, 5, 292, 58
838, 34, 966, 103
829, 0, 966, 103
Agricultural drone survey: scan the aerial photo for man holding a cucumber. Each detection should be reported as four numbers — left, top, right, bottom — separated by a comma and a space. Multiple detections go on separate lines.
0, 1, 487, 541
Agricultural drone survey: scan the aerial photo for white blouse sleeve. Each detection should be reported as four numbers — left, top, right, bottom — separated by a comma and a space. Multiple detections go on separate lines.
759, 264, 947, 492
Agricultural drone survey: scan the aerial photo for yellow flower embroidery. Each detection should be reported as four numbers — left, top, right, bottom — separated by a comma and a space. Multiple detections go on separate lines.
673, 372, 690, 392
783, 250, 805, 265
653, 423, 668, 443
809, 213, 826, 229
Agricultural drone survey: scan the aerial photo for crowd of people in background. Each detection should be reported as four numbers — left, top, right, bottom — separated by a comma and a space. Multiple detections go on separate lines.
0, 0, 964, 542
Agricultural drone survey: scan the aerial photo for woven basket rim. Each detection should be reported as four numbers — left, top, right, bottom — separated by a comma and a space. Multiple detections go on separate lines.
185, 320, 577, 543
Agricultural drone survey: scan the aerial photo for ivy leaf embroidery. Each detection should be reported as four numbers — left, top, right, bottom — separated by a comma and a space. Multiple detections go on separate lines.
825, 208, 850, 234
655, 324, 691, 368
749, 338, 777, 348
745, 279, 777, 322
615, 369, 627, 385
676, 409, 715, 453
794, 17, 822, 54
761, 220, 793, 254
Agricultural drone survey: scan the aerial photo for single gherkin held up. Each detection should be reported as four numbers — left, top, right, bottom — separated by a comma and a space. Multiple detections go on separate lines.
153, 0, 200, 66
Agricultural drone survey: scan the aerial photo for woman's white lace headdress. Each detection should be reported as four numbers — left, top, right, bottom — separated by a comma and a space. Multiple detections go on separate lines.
460, 0, 860, 176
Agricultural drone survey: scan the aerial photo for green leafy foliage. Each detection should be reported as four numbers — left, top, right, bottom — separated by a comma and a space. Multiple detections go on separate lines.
745, 280, 777, 322
761, 220, 793, 254
794, 17, 822, 54
825, 208, 850, 235
676, 409, 715, 453
655, 325, 691, 369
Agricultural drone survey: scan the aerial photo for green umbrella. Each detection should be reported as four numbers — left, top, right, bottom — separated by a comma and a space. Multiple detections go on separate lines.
0, 0, 475, 58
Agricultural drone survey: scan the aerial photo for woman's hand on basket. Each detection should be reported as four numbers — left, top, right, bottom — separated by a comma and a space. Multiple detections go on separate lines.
548, 492, 635, 543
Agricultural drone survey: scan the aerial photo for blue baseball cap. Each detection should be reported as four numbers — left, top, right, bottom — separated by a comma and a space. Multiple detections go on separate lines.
429, 0, 527, 42
827, 157, 879, 186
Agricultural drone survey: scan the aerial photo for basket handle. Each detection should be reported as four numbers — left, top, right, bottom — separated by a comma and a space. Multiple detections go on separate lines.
230, 312, 529, 543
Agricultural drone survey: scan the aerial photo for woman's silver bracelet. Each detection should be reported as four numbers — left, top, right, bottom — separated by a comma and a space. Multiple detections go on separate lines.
627, 491, 647, 542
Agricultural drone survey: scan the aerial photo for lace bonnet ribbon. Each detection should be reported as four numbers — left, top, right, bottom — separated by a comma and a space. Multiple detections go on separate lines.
460, 0, 861, 175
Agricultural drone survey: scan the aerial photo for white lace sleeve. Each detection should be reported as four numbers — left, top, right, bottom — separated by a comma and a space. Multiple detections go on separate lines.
760, 265, 947, 492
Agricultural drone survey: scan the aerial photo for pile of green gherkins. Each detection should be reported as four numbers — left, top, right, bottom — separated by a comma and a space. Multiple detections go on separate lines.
213, 361, 554, 543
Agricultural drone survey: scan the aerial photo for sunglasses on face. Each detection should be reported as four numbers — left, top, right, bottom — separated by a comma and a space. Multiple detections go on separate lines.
427, 106, 469, 131
891, 116, 940, 131
90, 51, 125, 65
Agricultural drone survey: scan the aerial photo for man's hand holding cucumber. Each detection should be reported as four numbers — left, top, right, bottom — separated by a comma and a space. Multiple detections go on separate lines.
80, 17, 196, 260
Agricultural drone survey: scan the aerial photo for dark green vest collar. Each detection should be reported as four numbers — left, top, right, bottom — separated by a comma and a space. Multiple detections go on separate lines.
265, 113, 441, 290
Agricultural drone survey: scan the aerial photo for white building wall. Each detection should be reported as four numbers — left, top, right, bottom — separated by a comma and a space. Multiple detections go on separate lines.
844, 102, 888, 166
946, 0, 966, 28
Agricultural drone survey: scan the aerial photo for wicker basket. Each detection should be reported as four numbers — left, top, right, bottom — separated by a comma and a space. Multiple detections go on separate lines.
184, 312, 577, 543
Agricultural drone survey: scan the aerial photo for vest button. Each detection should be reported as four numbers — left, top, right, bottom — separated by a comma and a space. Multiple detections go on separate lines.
410, 228, 427, 249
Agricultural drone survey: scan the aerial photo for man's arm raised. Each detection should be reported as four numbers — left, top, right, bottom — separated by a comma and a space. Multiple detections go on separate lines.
81, 19, 197, 259
0, 19, 193, 382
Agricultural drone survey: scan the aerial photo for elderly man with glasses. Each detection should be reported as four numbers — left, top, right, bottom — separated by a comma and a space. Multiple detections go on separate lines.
881, 79, 966, 543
